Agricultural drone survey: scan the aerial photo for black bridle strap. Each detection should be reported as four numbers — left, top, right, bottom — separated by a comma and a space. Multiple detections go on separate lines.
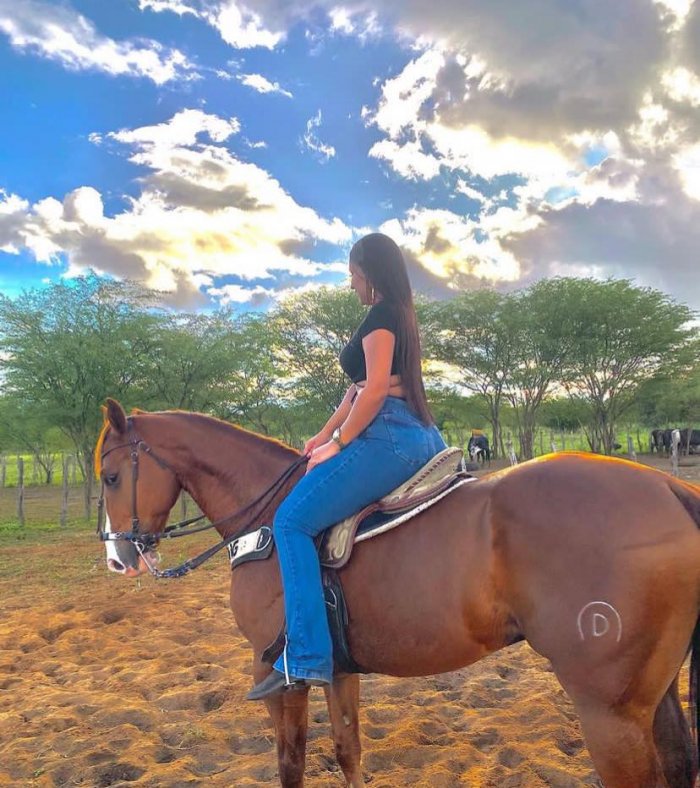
98, 428, 307, 577
130, 453, 308, 579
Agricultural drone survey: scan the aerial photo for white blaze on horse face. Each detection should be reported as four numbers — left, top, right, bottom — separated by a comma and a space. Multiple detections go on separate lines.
104, 513, 126, 574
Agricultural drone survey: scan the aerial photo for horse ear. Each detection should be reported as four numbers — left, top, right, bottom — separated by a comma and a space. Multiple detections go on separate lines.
105, 398, 128, 434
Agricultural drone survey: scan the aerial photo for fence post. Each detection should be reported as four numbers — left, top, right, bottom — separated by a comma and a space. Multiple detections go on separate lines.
671, 429, 680, 476
538, 431, 544, 456
506, 433, 518, 465
627, 435, 637, 462
17, 457, 25, 527
61, 455, 69, 528
0, 454, 5, 488
180, 491, 188, 520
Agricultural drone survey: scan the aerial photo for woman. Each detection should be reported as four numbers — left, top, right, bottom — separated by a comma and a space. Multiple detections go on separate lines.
247, 232, 446, 700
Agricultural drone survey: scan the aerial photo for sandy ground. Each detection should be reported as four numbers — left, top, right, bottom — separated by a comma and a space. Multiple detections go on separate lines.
0, 454, 698, 787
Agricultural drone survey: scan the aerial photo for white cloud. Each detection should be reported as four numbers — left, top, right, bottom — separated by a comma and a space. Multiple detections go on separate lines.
0, 0, 196, 84
238, 73, 293, 97
204, 1, 284, 49
674, 144, 700, 201
302, 110, 336, 161
0, 110, 353, 307
381, 208, 522, 289
138, 0, 199, 15
103, 109, 241, 149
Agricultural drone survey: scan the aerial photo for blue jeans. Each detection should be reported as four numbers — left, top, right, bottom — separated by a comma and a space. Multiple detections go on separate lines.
272, 397, 446, 682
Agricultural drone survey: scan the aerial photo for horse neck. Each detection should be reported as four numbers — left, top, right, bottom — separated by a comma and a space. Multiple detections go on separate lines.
142, 412, 300, 536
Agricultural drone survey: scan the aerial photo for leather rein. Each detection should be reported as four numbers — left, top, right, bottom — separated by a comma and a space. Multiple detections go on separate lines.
96, 421, 307, 579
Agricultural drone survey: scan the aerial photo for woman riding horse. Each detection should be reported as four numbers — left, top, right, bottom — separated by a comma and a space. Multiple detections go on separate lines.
97, 239, 700, 785
247, 232, 447, 700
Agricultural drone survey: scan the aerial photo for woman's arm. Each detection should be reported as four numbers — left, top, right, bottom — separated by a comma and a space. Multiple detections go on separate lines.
306, 329, 393, 471
336, 329, 393, 443
303, 383, 356, 454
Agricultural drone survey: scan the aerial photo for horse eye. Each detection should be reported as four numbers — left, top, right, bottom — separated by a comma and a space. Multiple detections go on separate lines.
104, 473, 119, 487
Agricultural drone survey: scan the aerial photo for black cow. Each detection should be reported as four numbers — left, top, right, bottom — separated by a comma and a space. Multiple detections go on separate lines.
467, 434, 490, 464
650, 429, 665, 453
662, 429, 674, 455
680, 428, 700, 455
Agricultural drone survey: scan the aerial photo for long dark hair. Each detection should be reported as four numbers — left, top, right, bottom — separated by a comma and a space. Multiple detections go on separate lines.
350, 233, 434, 425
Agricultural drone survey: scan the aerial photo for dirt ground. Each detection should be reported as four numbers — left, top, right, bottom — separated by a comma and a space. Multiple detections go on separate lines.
0, 453, 698, 787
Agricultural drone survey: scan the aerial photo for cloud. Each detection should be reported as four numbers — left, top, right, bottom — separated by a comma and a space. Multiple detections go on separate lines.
0, 109, 353, 308
237, 73, 292, 97
0, 0, 196, 84
502, 174, 700, 309
301, 110, 336, 161
138, 0, 198, 16
380, 208, 522, 290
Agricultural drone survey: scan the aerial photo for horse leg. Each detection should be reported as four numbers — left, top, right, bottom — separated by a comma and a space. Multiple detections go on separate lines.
653, 676, 697, 788
573, 700, 667, 787
260, 672, 310, 788
324, 673, 365, 787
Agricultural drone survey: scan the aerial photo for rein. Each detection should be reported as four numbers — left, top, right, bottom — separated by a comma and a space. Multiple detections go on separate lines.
97, 422, 307, 579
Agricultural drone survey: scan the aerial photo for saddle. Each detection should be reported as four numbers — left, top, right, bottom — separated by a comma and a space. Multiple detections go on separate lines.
318, 446, 469, 568
227, 447, 475, 674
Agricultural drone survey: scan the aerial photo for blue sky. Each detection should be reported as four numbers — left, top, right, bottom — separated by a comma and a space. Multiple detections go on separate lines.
1, 0, 699, 310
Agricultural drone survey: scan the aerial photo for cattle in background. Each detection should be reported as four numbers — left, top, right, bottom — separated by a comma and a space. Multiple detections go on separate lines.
468, 434, 491, 464
650, 429, 665, 453
680, 428, 700, 455
662, 429, 674, 455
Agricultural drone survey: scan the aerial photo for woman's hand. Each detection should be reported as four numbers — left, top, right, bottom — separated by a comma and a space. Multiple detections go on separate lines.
303, 430, 331, 455
306, 440, 340, 473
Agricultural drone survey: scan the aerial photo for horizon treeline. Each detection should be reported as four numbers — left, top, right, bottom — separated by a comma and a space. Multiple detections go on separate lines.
0, 274, 697, 491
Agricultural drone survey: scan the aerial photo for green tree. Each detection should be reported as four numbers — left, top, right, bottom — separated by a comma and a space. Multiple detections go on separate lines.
561, 279, 695, 454
425, 291, 517, 458
270, 288, 365, 416
632, 342, 700, 428
503, 280, 580, 459
0, 275, 162, 515
0, 395, 63, 483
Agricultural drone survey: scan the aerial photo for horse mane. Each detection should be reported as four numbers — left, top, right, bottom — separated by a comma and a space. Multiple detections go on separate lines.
94, 407, 300, 478
153, 410, 300, 458
94, 415, 111, 477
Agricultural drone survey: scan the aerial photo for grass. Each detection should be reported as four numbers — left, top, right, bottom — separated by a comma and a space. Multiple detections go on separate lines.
0, 484, 91, 529
0, 452, 86, 487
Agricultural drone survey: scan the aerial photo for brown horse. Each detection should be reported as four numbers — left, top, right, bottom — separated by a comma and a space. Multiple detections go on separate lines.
97, 399, 700, 788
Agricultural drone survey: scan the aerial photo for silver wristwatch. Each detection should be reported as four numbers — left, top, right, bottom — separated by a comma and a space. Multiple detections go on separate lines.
331, 427, 346, 449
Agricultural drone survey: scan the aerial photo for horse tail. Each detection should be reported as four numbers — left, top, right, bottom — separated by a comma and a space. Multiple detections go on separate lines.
670, 479, 700, 768
689, 618, 700, 772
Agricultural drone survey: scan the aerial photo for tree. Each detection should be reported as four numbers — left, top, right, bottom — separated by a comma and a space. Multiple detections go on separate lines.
502, 280, 580, 459
270, 288, 365, 415
561, 279, 695, 454
0, 275, 162, 515
0, 395, 63, 483
424, 291, 517, 458
632, 340, 700, 427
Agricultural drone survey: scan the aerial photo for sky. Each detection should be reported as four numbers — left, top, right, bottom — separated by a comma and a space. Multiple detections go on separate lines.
0, 0, 699, 312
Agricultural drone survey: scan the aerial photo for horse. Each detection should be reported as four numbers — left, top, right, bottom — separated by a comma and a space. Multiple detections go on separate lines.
97, 398, 700, 788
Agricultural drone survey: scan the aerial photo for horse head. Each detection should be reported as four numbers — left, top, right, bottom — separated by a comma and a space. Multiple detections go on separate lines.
98, 399, 182, 577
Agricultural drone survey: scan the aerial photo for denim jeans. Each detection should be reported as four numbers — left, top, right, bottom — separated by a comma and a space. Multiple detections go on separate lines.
273, 396, 447, 683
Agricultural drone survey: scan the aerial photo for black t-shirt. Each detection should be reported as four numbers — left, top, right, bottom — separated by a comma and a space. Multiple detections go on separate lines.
339, 299, 401, 383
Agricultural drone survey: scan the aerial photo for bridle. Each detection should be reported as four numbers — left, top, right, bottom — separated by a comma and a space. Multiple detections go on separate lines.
96, 420, 307, 578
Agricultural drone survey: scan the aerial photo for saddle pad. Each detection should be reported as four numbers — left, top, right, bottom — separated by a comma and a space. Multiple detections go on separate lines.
320, 475, 475, 568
